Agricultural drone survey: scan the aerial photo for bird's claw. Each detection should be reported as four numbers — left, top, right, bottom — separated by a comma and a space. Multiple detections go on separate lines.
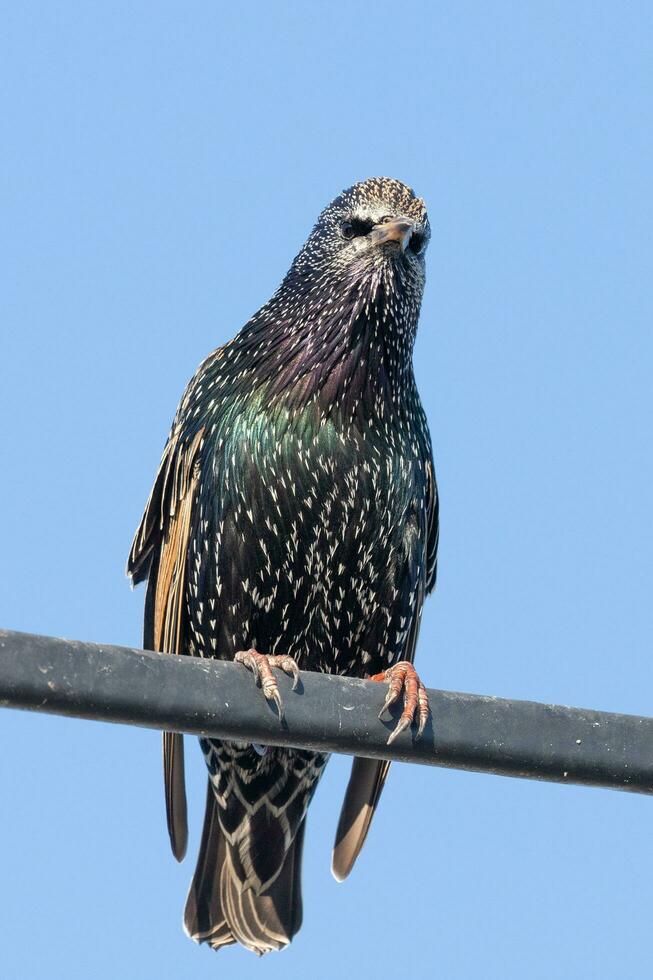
371, 661, 430, 744
234, 649, 300, 722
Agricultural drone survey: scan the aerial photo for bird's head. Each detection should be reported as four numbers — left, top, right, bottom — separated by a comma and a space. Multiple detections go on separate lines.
247, 178, 431, 403
292, 177, 430, 293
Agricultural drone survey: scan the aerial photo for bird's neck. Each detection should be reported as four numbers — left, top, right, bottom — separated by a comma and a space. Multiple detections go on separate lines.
235, 270, 422, 426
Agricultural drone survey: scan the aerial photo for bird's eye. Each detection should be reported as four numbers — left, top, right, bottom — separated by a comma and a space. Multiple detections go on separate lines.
340, 217, 374, 240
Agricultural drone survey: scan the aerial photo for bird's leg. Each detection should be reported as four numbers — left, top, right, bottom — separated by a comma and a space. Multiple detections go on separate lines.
370, 661, 430, 745
234, 649, 300, 721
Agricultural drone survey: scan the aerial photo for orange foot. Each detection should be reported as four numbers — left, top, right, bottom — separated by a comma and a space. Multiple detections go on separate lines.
234, 649, 300, 721
370, 661, 430, 745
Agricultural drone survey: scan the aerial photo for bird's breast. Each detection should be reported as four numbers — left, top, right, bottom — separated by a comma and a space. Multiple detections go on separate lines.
187, 407, 428, 676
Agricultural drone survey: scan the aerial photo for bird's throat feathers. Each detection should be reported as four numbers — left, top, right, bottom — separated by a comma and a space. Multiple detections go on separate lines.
233, 258, 424, 423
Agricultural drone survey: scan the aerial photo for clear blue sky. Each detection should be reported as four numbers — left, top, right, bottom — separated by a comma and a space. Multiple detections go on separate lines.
2, 3, 652, 977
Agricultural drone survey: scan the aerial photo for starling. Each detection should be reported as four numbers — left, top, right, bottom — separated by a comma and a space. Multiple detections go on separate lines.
127, 177, 439, 954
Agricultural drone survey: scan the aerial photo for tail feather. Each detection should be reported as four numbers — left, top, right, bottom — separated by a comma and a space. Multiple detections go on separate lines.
184, 781, 305, 955
183, 782, 235, 951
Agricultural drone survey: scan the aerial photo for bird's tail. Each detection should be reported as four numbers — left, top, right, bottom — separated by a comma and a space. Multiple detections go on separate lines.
184, 781, 307, 955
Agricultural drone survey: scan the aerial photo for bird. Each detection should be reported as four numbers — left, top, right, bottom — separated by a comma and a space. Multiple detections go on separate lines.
127, 176, 439, 955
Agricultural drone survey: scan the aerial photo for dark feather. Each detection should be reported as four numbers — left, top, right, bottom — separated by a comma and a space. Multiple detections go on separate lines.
331, 758, 391, 882
332, 571, 427, 880
128, 425, 206, 860
184, 782, 307, 955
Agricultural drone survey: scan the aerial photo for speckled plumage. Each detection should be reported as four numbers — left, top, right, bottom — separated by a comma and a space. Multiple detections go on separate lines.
128, 177, 438, 955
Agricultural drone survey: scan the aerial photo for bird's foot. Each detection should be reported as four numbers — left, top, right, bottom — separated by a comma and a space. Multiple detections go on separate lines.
234, 649, 300, 721
370, 661, 430, 745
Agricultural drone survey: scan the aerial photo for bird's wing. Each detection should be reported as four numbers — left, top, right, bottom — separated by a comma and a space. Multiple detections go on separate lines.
331, 757, 391, 883
425, 454, 440, 594
332, 450, 438, 881
332, 577, 426, 881
128, 420, 206, 862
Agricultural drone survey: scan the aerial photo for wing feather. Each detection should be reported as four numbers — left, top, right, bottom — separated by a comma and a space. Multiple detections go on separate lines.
425, 455, 439, 594
332, 452, 438, 881
331, 588, 425, 881
128, 424, 205, 861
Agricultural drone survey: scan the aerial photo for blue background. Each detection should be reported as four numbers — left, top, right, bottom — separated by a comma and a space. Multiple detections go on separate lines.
2, 3, 652, 977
